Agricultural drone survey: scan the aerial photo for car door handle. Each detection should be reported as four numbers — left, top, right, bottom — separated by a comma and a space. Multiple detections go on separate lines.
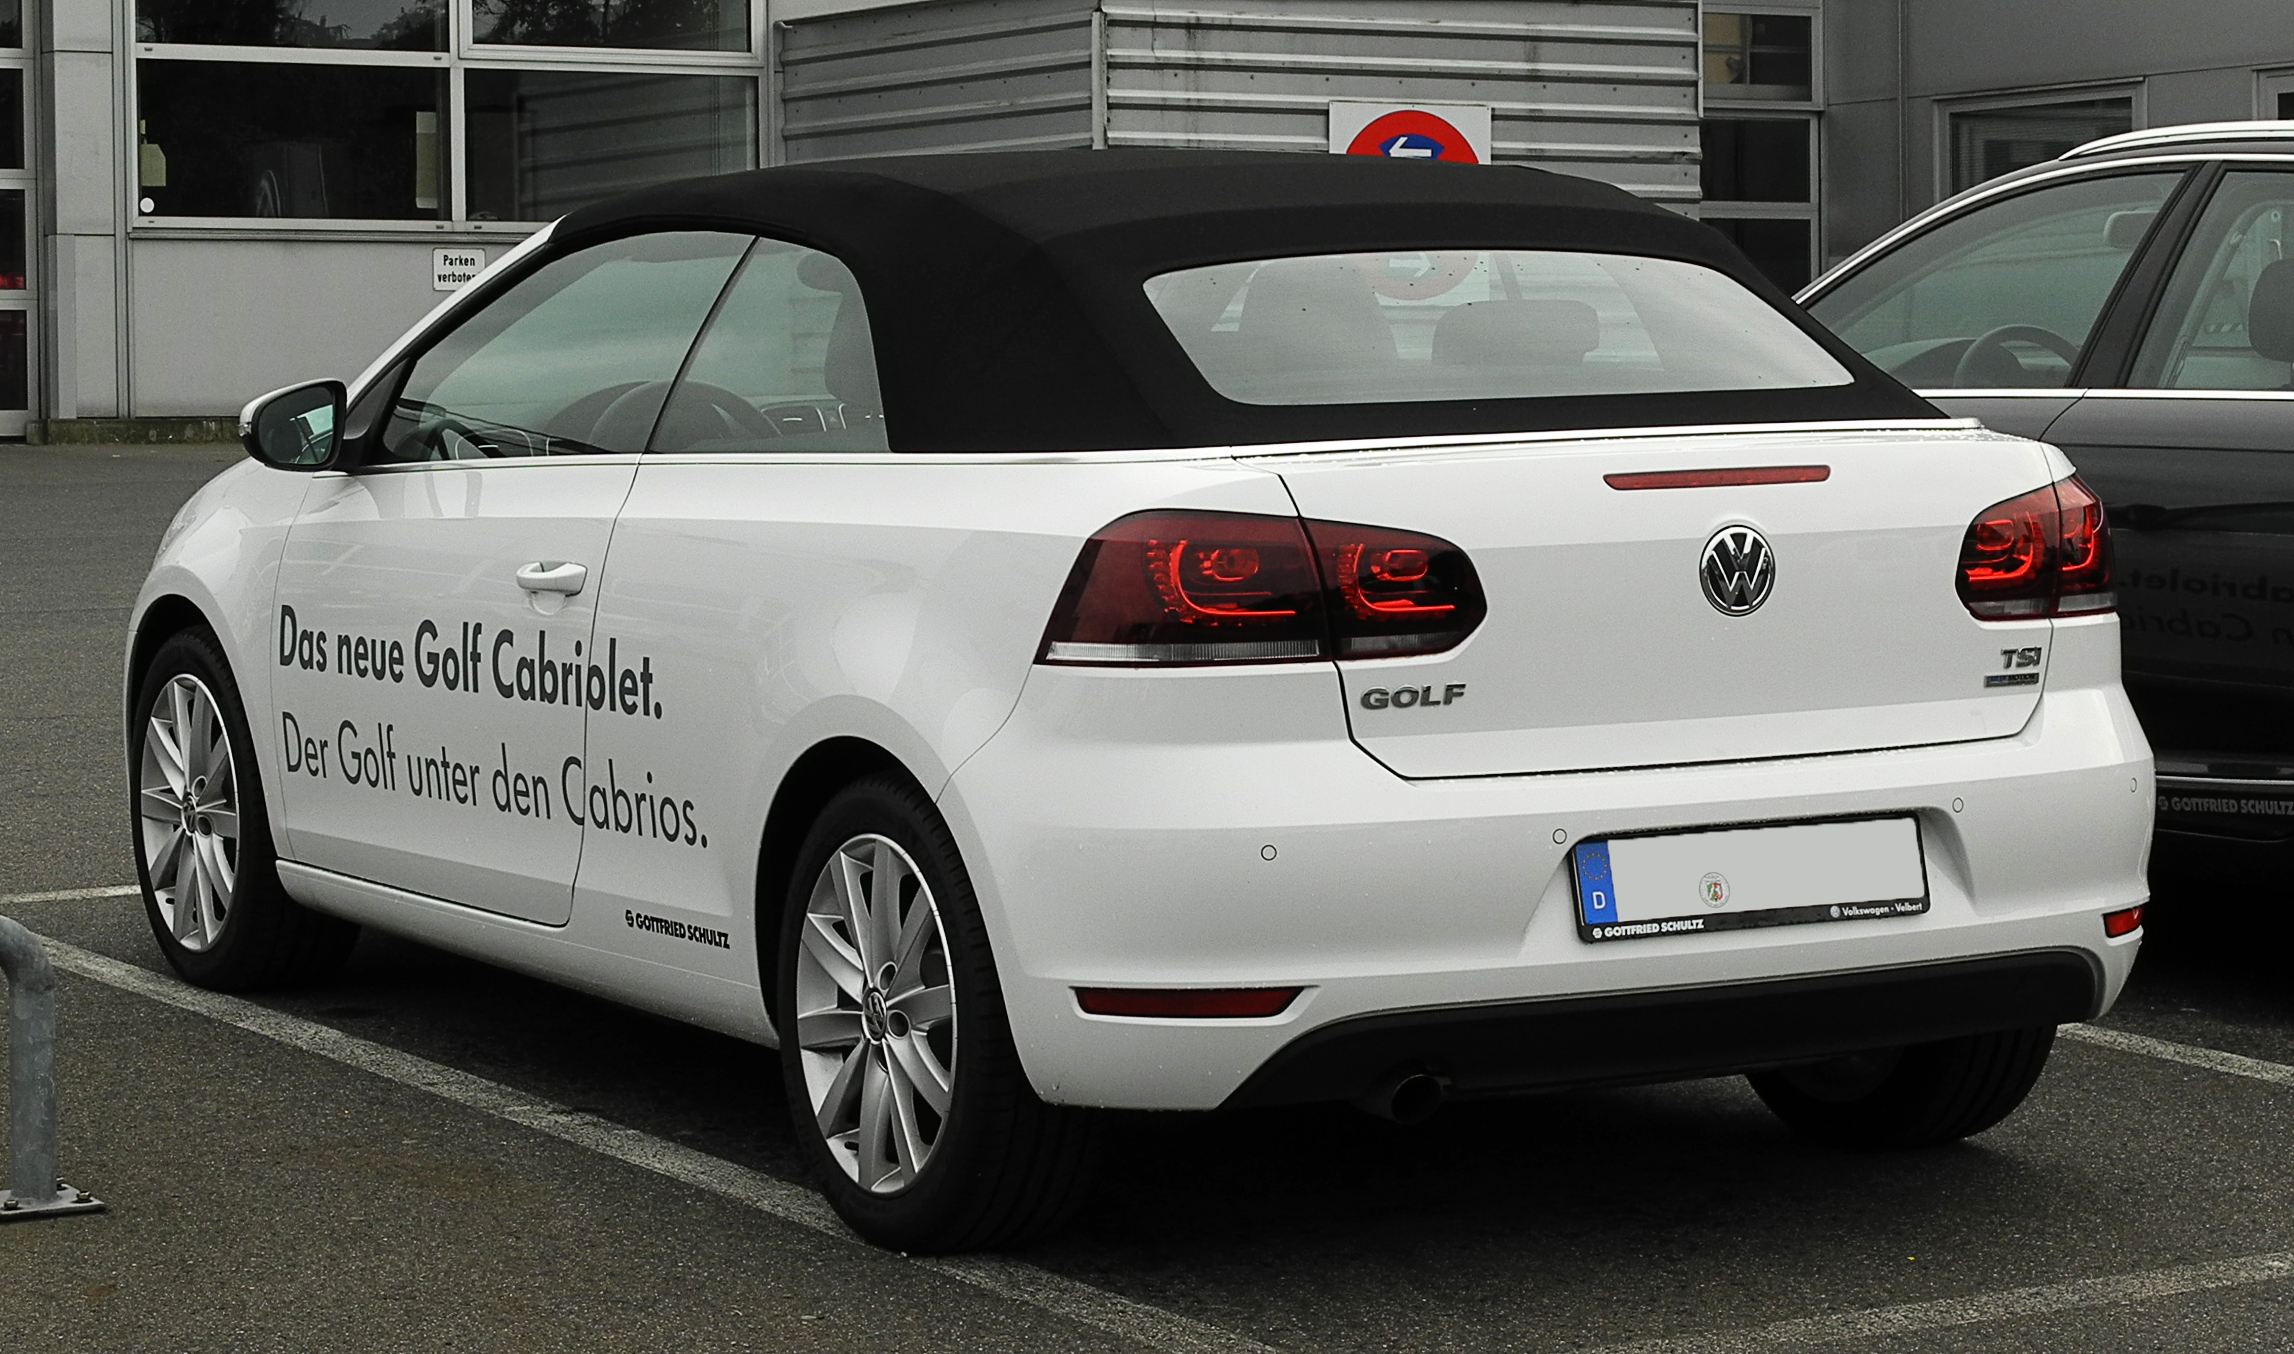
515, 561, 588, 596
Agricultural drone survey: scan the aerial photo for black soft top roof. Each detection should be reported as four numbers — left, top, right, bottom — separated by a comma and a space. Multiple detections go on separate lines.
557, 149, 1934, 452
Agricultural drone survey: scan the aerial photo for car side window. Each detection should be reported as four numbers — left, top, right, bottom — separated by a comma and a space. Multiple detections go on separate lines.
2130, 171, 2294, 390
374, 231, 752, 463
649, 240, 889, 454
1808, 172, 2182, 389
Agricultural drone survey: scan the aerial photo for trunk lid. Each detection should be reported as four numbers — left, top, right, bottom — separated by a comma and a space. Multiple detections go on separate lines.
1258, 425, 2061, 778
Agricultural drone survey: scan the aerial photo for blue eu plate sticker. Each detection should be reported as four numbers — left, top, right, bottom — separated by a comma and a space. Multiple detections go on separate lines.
1575, 841, 1617, 927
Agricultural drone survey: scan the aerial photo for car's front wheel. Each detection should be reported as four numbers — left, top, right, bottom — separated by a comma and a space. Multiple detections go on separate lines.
130, 627, 358, 990
777, 774, 1099, 1251
1748, 1026, 2056, 1148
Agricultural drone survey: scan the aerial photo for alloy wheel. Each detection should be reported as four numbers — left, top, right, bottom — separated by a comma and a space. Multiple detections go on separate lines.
793, 833, 958, 1193
137, 673, 241, 952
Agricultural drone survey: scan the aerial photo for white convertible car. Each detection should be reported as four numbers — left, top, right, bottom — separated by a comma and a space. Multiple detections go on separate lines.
129, 150, 2152, 1251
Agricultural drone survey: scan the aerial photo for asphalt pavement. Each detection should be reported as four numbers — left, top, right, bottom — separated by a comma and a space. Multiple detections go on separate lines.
4, 445, 2293, 1353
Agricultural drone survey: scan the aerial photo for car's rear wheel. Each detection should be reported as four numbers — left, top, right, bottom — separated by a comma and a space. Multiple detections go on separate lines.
131, 627, 358, 990
777, 774, 1098, 1252
1748, 1026, 2056, 1148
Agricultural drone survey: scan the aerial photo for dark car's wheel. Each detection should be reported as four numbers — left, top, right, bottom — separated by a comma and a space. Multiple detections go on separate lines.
777, 774, 1099, 1252
130, 627, 358, 990
1749, 1026, 2056, 1148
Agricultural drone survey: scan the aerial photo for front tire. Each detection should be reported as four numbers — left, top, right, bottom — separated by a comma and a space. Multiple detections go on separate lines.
777, 774, 1098, 1251
129, 627, 358, 990
1749, 1026, 2056, 1148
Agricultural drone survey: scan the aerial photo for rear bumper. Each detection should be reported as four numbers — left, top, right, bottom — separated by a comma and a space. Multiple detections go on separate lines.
1224, 950, 2099, 1109
941, 623, 2152, 1112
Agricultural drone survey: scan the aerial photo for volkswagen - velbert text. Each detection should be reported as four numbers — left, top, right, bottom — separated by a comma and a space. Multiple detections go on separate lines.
128, 151, 2154, 1251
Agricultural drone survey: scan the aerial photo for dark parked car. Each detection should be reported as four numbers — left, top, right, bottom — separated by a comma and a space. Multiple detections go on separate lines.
1801, 120, 2294, 873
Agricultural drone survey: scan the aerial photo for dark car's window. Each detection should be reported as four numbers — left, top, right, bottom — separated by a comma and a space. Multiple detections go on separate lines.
649, 240, 888, 453
375, 231, 750, 462
1808, 172, 2181, 390
2132, 171, 2294, 390
1145, 249, 1848, 407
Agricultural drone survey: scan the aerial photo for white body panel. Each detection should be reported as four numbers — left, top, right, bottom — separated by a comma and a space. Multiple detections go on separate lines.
131, 421, 2152, 1111
1260, 428, 2058, 776
571, 453, 1294, 990
271, 460, 635, 925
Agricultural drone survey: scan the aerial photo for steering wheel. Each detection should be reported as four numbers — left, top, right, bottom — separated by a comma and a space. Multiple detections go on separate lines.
596, 379, 781, 452
1950, 324, 2082, 388
674, 381, 781, 440
414, 415, 497, 462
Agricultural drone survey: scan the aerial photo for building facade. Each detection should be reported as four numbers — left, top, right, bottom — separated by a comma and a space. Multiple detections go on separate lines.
13, 0, 2294, 437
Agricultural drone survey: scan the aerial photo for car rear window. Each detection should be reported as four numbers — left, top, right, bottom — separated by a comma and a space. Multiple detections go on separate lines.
1144, 250, 1851, 407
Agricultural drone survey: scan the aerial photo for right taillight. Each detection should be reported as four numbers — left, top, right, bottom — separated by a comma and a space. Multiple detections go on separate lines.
1039, 510, 1485, 666
1956, 474, 2116, 620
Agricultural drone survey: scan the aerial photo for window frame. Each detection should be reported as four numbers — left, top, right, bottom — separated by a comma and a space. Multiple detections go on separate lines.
2253, 68, 2294, 121
1698, 5, 1820, 111
1698, 4, 1821, 291
1801, 160, 2217, 397
126, 1, 766, 236
1933, 83, 2146, 202
355, 226, 765, 467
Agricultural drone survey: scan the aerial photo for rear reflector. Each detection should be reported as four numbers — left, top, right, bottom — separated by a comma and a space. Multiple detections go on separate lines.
1039, 510, 1484, 665
1957, 474, 2116, 620
2103, 905, 2145, 938
1075, 987, 1302, 1018
1603, 465, 1831, 490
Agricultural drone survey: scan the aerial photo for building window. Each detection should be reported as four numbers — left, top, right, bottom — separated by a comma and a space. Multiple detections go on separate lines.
136, 62, 446, 219
473, 0, 747, 52
1947, 96, 2134, 194
1701, 10, 1818, 292
131, 1, 760, 226
136, 0, 446, 50
466, 70, 755, 221
1702, 12, 1811, 102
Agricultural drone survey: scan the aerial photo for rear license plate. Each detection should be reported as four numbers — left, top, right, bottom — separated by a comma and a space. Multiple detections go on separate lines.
1572, 816, 1928, 943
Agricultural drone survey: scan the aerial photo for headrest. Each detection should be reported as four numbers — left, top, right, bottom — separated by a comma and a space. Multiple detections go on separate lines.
2251, 258, 2294, 362
821, 300, 881, 406
1432, 299, 1601, 367
1237, 259, 1396, 371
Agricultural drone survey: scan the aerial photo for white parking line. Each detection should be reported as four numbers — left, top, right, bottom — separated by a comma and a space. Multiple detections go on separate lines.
34, 933, 1279, 1354
2060, 1023, 2294, 1088
1582, 1251, 2294, 1353
0, 884, 140, 904
28, 897, 2294, 1354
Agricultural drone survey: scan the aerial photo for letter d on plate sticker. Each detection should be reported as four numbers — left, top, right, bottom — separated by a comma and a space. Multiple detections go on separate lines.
1574, 840, 1616, 927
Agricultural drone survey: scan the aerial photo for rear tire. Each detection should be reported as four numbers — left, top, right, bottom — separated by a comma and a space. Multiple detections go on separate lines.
1749, 1026, 2056, 1148
129, 627, 358, 990
777, 774, 1100, 1252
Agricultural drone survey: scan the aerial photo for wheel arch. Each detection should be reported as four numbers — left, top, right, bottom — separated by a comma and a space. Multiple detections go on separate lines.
753, 736, 931, 1028
126, 594, 217, 723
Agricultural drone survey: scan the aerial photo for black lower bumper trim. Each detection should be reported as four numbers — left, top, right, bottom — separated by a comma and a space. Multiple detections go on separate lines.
1221, 951, 2101, 1110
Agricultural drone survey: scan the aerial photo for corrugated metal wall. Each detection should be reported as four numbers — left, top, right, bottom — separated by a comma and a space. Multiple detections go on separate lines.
777, 0, 1698, 203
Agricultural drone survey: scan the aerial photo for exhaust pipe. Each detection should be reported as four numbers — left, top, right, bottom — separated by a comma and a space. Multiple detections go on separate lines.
1355, 1068, 1448, 1125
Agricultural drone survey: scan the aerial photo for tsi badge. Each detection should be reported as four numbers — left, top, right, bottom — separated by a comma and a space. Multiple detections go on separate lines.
1700, 524, 1775, 616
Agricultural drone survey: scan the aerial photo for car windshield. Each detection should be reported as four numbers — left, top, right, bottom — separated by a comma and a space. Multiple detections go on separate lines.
1143, 249, 1851, 407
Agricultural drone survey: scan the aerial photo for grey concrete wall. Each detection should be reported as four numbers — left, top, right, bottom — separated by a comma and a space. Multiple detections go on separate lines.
126, 238, 509, 417
43, 0, 120, 418
1820, 0, 2294, 267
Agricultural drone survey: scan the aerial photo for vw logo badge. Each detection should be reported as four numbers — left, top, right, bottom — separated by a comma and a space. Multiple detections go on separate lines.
1700, 524, 1775, 616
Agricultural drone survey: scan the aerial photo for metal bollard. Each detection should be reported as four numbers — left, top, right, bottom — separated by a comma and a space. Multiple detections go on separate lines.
0, 916, 103, 1220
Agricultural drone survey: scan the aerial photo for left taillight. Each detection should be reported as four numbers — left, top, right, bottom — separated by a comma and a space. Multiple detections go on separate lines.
1956, 474, 2116, 621
1038, 510, 1485, 666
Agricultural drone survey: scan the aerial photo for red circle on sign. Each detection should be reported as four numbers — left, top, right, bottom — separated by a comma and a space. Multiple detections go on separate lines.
1345, 110, 1481, 165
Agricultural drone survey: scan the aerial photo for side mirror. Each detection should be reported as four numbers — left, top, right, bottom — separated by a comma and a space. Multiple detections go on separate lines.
239, 380, 346, 470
